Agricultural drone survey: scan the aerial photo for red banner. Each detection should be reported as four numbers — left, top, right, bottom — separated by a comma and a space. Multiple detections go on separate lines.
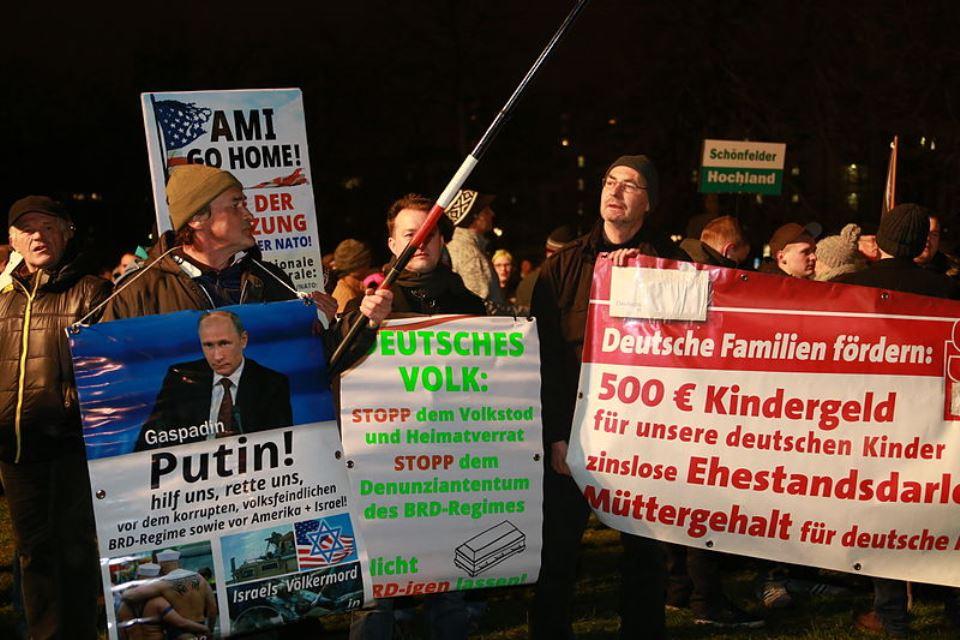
570, 256, 960, 587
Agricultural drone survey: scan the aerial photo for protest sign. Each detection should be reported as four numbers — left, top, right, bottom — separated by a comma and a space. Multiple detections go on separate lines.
141, 89, 323, 291
699, 139, 786, 195
570, 256, 960, 587
71, 301, 370, 638
340, 316, 543, 597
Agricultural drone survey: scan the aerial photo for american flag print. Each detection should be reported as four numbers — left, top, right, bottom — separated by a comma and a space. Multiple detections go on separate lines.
295, 515, 357, 569
153, 99, 212, 151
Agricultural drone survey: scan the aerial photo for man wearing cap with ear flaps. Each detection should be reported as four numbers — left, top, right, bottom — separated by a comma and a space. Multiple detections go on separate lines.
529, 155, 687, 640
101, 164, 391, 372
445, 189, 504, 307
1, 195, 112, 639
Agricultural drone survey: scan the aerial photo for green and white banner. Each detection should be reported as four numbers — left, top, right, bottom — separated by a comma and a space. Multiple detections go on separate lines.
340, 316, 543, 598
699, 139, 786, 195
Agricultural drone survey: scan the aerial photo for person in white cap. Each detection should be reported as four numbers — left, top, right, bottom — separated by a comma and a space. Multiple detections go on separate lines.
136, 563, 161, 579
121, 549, 217, 638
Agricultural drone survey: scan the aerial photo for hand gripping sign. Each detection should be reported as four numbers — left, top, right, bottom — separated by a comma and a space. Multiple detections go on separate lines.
569, 256, 960, 588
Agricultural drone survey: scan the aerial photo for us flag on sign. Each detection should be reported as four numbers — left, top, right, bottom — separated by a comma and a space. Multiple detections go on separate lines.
153, 99, 212, 152
295, 518, 355, 569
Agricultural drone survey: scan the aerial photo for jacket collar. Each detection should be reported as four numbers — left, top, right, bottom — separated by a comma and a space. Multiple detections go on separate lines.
0, 251, 23, 290
584, 219, 651, 256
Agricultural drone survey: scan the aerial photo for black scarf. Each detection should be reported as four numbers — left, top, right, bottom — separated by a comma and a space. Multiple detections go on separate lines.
390, 259, 465, 313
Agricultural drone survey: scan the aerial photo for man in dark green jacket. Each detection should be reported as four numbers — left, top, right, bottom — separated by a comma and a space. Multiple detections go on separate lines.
102, 164, 392, 372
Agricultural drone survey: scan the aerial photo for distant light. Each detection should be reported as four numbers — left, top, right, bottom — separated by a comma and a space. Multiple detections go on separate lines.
791, 194, 800, 203
342, 177, 362, 190
493, 227, 503, 237
920, 136, 926, 147
791, 166, 800, 176
670, 234, 682, 243
849, 163, 857, 170
931, 139, 937, 151
846, 192, 859, 210
560, 137, 570, 147
91, 193, 102, 201
577, 155, 585, 168
755, 194, 764, 205
577, 178, 584, 192
608, 117, 618, 126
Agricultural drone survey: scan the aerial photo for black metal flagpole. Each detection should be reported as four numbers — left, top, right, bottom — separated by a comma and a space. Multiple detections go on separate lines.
330, 0, 590, 370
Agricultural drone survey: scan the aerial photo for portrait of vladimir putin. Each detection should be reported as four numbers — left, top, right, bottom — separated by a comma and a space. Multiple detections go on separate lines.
134, 310, 293, 451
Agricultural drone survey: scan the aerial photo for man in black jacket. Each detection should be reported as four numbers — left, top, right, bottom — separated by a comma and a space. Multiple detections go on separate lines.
348, 193, 483, 640
529, 155, 687, 640
836, 204, 959, 636
0, 196, 111, 639
351, 193, 485, 317
135, 310, 293, 450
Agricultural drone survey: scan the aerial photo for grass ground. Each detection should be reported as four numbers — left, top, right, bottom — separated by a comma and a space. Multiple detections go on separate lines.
1, 506, 956, 638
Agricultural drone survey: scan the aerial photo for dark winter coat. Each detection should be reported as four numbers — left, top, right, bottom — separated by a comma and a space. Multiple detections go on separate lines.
531, 220, 688, 445
0, 252, 111, 462
832, 258, 957, 299
102, 232, 297, 320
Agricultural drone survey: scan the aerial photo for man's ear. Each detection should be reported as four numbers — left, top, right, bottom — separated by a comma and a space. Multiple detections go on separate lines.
721, 242, 735, 259
776, 249, 785, 265
240, 331, 249, 350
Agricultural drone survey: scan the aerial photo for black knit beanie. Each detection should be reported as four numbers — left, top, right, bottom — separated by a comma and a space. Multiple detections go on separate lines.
877, 203, 929, 258
605, 155, 659, 210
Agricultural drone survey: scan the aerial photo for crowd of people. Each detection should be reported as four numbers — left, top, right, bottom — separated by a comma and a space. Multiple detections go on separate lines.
2, 151, 959, 640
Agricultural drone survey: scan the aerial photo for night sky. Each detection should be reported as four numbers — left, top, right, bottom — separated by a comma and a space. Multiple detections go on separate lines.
6, 1, 959, 269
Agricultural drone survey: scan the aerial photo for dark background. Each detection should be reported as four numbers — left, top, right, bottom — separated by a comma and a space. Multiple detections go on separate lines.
5, 1, 960, 271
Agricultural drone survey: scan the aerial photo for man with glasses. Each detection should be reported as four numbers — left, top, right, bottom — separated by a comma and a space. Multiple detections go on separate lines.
529, 155, 687, 639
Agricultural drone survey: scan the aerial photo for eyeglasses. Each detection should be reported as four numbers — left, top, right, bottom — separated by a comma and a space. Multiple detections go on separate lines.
601, 176, 646, 193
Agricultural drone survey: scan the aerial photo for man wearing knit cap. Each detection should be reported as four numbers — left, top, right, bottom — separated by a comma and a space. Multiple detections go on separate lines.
444, 188, 503, 308
102, 164, 392, 372
530, 154, 686, 640
833, 204, 956, 298
836, 204, 959, 636
767, 222, 818, 278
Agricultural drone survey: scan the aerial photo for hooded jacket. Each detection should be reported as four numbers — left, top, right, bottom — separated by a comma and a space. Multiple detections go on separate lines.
0, 249, 111, 462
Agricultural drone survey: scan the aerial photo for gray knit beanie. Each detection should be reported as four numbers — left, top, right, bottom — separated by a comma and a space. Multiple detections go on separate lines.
815, 223, 864, 281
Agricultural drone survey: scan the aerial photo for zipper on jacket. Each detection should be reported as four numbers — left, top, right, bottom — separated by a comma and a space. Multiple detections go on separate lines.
13, 272, 41, 463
